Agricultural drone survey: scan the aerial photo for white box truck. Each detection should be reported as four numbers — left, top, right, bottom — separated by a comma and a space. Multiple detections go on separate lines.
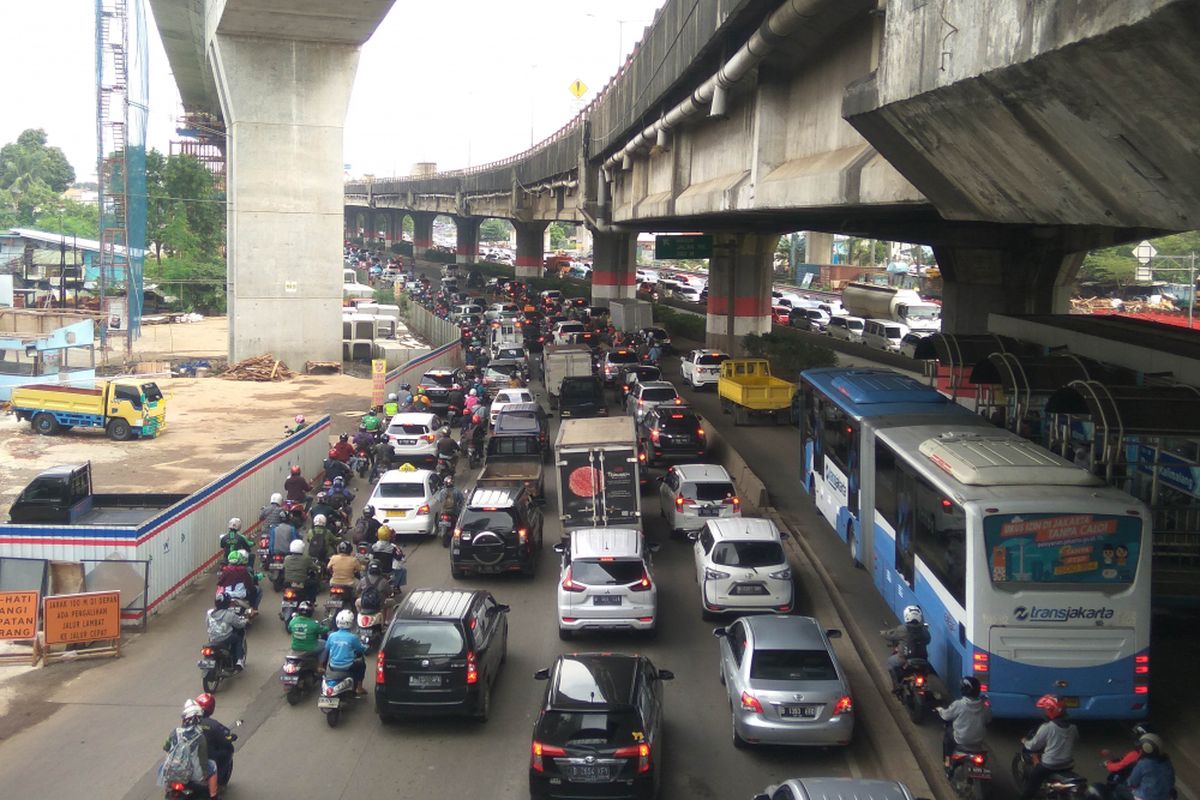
555, 416, 641, 531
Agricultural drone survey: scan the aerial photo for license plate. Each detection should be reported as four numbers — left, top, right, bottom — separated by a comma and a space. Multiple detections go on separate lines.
673, 436, 692, 444
699, 506, 719, 517
281, 675, 298, 685
327, 599, 343, 609
386, 510, 407, 518
967, 766, 993, 780
567, 765, 612, 783
593, 595, 622, 606
397, 439, 416, 446
731, 583, 768, 595
781, 704, 818, 718
197, 659, 216, 669
409, 674, 442, 688
318, 696, 340, 709
1061, 696, 1080, 708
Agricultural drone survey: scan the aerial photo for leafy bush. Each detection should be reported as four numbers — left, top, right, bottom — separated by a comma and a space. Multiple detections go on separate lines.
652, 304, 706, 343
391, 241, 413, 256
422, 248, 456, 264
742, 331, 837, 379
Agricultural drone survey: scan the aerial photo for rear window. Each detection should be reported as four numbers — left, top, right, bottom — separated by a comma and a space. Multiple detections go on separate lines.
658, 413, 700, 432
376, 482, 426, 499
391, 424, 430, 435
459, 510, 515, 534
488, 363, 519, 377
538, 710, 638, 747
711, 540, 784, 568
884, 326, 902, 337
559, 323, 585, 333
632, 367, 661, 382
696, 355, 727, 366
607, 351, 638, 365
387, 622, 464, 658
423, 373, 455, 387
641, 388, 677, 402
847, 320, 864, 331
684, 481, 735, 502
499, 391, 534, 404
750, 649, 838, 681
561, 380, 601, 400
571, 559, 645, 586
498, 348, 525, 359
488, 435, 540, 457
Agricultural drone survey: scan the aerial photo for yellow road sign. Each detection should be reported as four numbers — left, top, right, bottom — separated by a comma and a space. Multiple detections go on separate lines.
569, 79, 588, 99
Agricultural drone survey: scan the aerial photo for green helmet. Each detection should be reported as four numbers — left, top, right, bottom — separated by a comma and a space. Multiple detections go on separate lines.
227, 550, 246, 566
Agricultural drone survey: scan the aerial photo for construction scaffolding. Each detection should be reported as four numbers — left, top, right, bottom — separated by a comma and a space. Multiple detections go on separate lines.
95, 0, 149, 346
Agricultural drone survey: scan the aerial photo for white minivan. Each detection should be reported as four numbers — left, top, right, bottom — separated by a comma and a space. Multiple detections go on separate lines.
861, 319, 908, 352
555, 527, 658, 639
827, 315, 865, 344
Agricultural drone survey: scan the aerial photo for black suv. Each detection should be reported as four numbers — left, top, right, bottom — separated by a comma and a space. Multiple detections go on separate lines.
451, 483, 544, 578
558, 375, 607, 420
374, 588, 509, 722
419, 369, 458, 415
492, 401, 551, 462
637, 405, 707, 466
529, 653, 674, 800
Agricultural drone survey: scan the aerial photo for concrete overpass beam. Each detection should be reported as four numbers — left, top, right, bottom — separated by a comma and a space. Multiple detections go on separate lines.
706, 233, 777, 355
805, 232, 833, 266
515, 221, 549, 280
933, 245, 1084, 336
411, 212, 435, 261
455, 217, 481, 265
591, 231, 638, 303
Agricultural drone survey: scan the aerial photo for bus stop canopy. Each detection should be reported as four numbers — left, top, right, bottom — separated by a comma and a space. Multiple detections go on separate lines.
1045, 381, 1200, 437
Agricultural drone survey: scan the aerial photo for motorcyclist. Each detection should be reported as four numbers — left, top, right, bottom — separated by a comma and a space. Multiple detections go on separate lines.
438, 475, 466, 517
309, 492, 338, 532
937, 676, 992, 773
447, 384, 466, 418
286, 600, 327, 666
205, 592, 248, 670
259, 493, 287, 552
1124, 734, 1175, 800
282, 539, 320, 603
356, 560, 396, 612
162, 700, 218, 799
371, 526, 407, 590
882, 605, 931, 691
372, 435, 394, 479
361, 407, 382, 433
1020, 695, 1080, 800
304, 515, 339, 568
283, 464, 312, 505
356, 505, 382, 547
194, 693, 236, 789
412, 387, 431, 411
291, 413, 306, 432
323, 448, 351, 483
351, 425, 374, 454
1104, 725, 1160, 783
328, 540, 361, 598
329, 475, 355, 507
330, 433, 355, 463
384, 393, 400, 418
435, 426, 460, 471
397, 383, 413, 408
218, 518, 254, 567
216, 549, 260, 611
326, 609, 369, 696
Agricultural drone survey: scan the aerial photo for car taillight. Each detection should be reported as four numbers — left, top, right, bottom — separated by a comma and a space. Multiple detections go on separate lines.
740, 692, 764, 714
725, 496, 740, 508
832, 695, 853, 716
971, 753, 987, 766
674, 397, 682, 404
420, 433, 435, 442
650, 430, 660, 444
614, 742, 652, 773
518, 527, 529, 544
630, 572, 652, 592
697, 427, 705, 437
531, 741, 566, 772
201, 646, 214, 656
376, 651, 385, 684
561, 567, 586, 592
283, 588, 296, 600
417, 504, 430, 515
466, 650, 478, 685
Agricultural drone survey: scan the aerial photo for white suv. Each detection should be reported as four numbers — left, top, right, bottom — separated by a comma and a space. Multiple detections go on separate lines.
385, 412, 441, 468
680, 349, 729, 390
691, 517, 793, 620
554, 528, 658, 639
658, 464, 740, 538
489, 387, 536, 426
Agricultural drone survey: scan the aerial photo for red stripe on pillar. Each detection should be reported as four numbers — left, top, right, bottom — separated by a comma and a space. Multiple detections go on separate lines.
516, 255, 540, 268
733, 296, 771, 316
414, 238, 432, 248
592, 270, 635, 286
455, 245, 478, 256
708, 296, 729, 315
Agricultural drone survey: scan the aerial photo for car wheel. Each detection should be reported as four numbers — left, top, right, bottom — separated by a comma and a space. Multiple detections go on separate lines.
107, 418, 132, 441
731, 705, 749, 749
475, 682, 491, 722
643, 625, 658, 641
558, 627, 572, 641
451, 567, 467, 580
31, 413, 60, 436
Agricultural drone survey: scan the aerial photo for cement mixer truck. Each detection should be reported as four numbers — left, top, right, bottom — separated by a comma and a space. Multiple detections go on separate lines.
841, 282, 941, 331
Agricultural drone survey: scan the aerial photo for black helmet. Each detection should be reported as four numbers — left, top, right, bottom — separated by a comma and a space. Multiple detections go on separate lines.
960, 676, 982, 699
363, 505, 375, 517
338, 433, 349, 442
367, 561, 382, 577
297, 601, 314, 617
213, 592, 230, 610
337, 540, 352, 555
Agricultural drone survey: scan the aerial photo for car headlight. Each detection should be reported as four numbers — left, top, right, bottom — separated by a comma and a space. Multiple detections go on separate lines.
704, 567, 730, 581
768, 568, 792, 580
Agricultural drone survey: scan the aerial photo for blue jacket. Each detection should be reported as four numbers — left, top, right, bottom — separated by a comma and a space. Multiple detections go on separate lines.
1128, 755, 1174, 800
325, 629, 366, 669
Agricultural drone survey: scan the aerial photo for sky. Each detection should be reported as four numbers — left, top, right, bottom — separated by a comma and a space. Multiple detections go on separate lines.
0, 0, 663, 183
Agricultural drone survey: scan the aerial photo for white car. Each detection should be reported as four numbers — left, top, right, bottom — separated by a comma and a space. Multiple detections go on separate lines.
626, 380, 682, 422
552, 321, 586, 345
636, 268, 660, 284
367, 466, 445, 536
680, 349, 730, 390
691, 517, 793, 620
674, 285, 702, 304
485, 302, 519, 322
827, 315, 865, 343
385, 412, 441, 467
555, 527, 658, 639
489, 387, 536, 426
659, 463, 740, 538
491, 343, 528, 364
899, 331, 934, 359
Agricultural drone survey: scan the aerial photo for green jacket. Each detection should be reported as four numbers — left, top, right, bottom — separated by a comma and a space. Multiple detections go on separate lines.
362, 413, 382, 431
287, 615, 327, 652
305, 526, 339, 561
283, 553, 315, 584
219, 531, 254, 557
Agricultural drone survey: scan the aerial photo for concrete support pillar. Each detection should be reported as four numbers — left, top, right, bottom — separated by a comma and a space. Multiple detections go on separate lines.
381, 210, 396, 248
411, 212, 435, 261
806, 231, 834, 265
344, 208, 355, 241
454, 217, 481, 265
514, 221, 549, 280
591, 230, 638, 303
212, 32, 362, 366
706, 232, 777, 355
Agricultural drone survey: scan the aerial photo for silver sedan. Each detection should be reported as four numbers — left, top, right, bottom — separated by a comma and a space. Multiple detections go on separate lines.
714, 614, 854, 748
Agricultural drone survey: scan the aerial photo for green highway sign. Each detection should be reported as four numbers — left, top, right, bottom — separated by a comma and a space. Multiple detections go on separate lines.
655, 235, 713, 260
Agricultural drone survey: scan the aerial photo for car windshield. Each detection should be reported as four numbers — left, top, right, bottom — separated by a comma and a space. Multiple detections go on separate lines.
641, 388, 677, 402
571, 559, 645, 586
375, 482, 426, 499
750, 649, 838, 681
423, 373, 455, 388
697, 355, 727, 366
387, 623, 464, 657
538, 710, 638, 747
488, 363, 519, 377
683, 481, 735, 501
658, 413, 699, 432
390, 424, 429, 435
460, 511, 514, 534
711, 540, 784, 568
645, 329, 668, 341
141, 383, 164, 402
561, 380, 599, 400
498, 391, 534, 404
499, 348, 525, 359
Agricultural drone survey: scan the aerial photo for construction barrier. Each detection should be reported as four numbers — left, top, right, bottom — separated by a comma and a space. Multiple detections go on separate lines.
0, 417, 332, 624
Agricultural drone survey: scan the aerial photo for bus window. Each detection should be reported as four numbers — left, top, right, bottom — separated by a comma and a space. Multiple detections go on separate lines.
914, 481, 966, 606
822, 403, 853, 472
894, 469, 917, 587
804, 386, 823, 477
875, 441, 898, 528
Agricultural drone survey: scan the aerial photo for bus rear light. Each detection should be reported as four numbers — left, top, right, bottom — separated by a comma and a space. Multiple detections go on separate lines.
1134, 685, 1149, 695
973, 652, 990, 673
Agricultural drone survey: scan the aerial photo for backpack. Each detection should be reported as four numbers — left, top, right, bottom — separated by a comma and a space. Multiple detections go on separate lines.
161, 726, 204, 785
360, 586, 382, 612
308, 529, 330, 560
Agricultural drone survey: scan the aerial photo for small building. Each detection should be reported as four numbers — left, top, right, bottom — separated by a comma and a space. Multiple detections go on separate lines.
0, 309, 97, 401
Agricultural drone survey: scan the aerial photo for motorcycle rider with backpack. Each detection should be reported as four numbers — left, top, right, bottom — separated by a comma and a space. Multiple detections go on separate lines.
218, 519, 254, 568
160, 700, 218, 799
882, 605, 931, 691
194, 693, 236, 789
305, 515, 338, 569
937, 676, 992, 774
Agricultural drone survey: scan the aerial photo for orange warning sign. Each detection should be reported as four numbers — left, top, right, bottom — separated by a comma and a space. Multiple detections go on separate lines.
0, 591, 38, 640
43, 591, 120, 645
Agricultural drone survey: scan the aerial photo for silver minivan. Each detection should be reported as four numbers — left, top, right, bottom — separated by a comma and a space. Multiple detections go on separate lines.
861, 319, 908, 352
827, 315, 865, 344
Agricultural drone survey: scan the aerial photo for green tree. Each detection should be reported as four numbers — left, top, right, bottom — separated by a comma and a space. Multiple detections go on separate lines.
548, 222, 567, 250
0, 128, 75, 193
480, 217, 512, 242
31, 198, 99, 239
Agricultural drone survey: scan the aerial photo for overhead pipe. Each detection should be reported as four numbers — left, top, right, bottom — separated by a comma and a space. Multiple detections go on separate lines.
603, 0, 832, 172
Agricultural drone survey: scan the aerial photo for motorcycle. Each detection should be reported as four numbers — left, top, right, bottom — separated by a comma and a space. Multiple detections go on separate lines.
198, 631, 246, 693
263, 548, 286, 593
325, 584, 351, 617
1012, 741, 1087, 800
947, 745, 992, 800
437, 510, 456, 548
283, 499, 307, 528
318, 664, 359, 728
349, 449, 370, 480
279, 585, 302, 632
357, 604, 386, 654
884, 642, 946, 723
435, 453, 457, 480
279, 650, 322, 705
466, 439, 482, 469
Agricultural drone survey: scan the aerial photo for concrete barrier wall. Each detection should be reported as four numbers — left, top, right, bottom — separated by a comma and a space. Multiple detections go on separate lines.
699, 416, 771, 511
401, 301, 460, 347
383, 340, 463, 397
0, 417, 333, 622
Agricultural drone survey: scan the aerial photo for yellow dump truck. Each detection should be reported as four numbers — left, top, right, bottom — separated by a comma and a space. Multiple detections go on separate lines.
11, 380, 167, 440
717, 358, 795, 425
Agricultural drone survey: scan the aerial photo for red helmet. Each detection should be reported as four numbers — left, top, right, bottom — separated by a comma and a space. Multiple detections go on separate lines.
1035, 694, 1065, 719
328, 448, 338, 458
195, 692, 215, 717
290, 465, 301, 476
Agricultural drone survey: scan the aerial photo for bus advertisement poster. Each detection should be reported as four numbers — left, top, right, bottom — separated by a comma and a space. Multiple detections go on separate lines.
983, 513, 1141, 584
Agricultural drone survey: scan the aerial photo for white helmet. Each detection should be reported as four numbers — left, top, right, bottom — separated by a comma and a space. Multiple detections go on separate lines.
270, 492, 283, 505
181, 699, 203, 723
387, 393, 397, 402
227, 517, 242, 531
289, 539, 305, 554
335, 609, 354, 630
903, 605, 923, 624
313, 514, 327, 527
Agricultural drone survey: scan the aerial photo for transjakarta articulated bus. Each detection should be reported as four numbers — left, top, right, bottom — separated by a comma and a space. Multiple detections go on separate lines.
797, 368, 1152, 719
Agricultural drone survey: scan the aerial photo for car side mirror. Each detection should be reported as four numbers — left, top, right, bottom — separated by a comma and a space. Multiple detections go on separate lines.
553, 543, 565, 554
712, 627, 727, 638
647, 542, 661, 554
686, 531, 699, 542
494, 604, 511, 613
533, 668, 550, 681
779, 530, 790, 540
657, 669, 674, 681
826, 629, 842, 639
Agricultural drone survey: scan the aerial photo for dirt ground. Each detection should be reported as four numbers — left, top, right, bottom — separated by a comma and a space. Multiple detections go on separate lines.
0, 372, 370, 511
98, 315, 231, 364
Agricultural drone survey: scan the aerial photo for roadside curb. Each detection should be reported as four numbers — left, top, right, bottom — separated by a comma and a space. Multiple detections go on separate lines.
771, 507, 949, 800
